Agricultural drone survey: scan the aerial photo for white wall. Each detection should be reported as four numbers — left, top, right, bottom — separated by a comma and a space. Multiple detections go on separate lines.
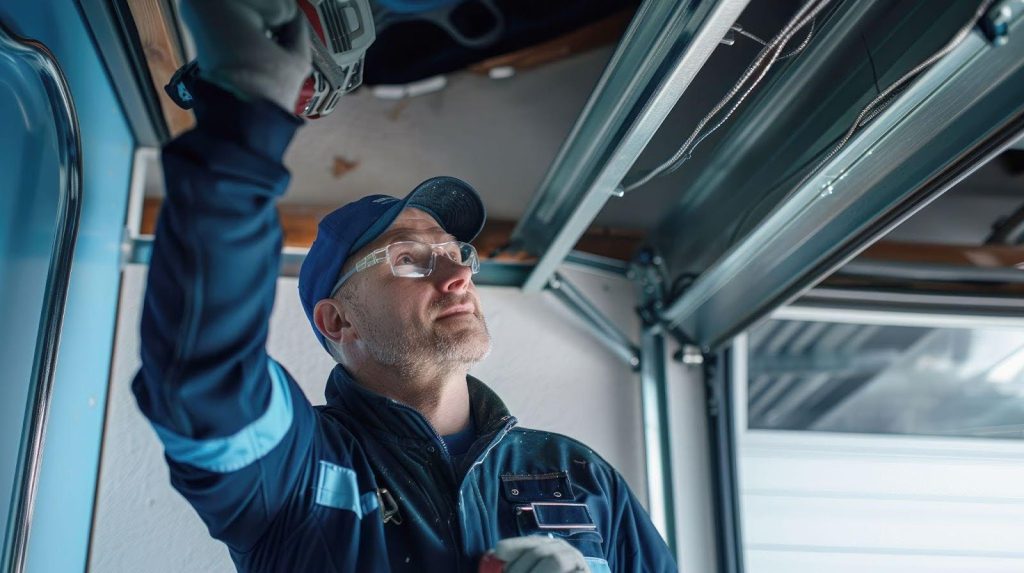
89, 264, 653, 572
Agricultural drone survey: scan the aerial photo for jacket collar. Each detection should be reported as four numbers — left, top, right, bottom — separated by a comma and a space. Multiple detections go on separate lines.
324, 364, 516, 444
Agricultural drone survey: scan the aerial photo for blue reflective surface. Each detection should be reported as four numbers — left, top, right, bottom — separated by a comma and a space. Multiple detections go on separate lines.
0, 23, 65, 550
1, 2, 134, 571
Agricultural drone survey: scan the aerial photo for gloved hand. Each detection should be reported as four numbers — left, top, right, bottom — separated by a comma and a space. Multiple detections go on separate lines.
179, 0, 311, 112
492, 536, 590, 573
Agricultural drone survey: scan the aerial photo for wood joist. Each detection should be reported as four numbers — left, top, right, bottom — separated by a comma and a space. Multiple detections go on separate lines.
141, 199, 1024, 293
825, 240, 1024, 295
140, 197, 646, 262
126, 0, 195, 137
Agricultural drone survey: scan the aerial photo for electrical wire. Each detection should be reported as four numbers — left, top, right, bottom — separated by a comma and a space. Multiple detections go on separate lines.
804, 0, 997, 179
651, 1, 831, 180
725, 0, 997, 251
625, 0, 996, 196
622, 0, 834, 193
666, 18, 819, 173
731, 22, 814, 60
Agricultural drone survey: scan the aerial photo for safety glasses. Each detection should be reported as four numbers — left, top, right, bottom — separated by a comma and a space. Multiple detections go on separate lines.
331, 240, 480, 296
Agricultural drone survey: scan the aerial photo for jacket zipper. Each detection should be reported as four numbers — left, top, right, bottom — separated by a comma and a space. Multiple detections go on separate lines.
389, 402, 465, 572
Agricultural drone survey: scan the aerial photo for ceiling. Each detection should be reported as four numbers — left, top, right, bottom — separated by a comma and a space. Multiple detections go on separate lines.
150, 0, 1023, 246
281, 46, 615, 223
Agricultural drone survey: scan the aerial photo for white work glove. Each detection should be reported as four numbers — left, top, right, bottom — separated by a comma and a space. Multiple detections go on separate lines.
492, 536, 590, 573
179, 0, 311, 112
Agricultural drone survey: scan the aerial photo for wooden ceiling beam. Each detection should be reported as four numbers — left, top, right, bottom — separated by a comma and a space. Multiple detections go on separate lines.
125, 0, 195, 137
140, 197, 646, 262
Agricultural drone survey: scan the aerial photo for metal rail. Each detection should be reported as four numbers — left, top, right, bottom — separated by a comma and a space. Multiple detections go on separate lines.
508, 0, 750, 292
1, 26, 83, 573
705, 348, 745, 573
548, 272, 640, 368
79, 0, 171, 146
639, 327, 677, 555
661, 8, 1024, 350
838, 259, 1024, 284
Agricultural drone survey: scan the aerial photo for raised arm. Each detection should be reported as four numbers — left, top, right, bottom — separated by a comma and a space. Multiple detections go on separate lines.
131, 0, 317, 550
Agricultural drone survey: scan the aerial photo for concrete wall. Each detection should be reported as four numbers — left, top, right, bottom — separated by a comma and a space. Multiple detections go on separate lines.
89, 264, 655, 572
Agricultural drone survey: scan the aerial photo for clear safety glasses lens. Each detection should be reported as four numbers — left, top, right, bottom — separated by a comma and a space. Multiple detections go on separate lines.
386, 241, 479, 278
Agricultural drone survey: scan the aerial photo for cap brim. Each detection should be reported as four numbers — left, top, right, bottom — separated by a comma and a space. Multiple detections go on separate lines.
405, 176, 486, 243
347, 176, 486, 264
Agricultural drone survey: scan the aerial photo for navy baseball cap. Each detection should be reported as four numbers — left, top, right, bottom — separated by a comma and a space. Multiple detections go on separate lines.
298, 176, 486, 350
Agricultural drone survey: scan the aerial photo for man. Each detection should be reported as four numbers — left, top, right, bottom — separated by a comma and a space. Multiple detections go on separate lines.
132, 1, 677, 571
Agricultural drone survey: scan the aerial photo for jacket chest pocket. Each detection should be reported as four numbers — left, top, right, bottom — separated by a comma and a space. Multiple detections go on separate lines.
501, 472, 605, 560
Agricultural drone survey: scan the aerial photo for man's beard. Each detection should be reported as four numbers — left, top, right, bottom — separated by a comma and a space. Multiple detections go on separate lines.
354, 299, 492, 375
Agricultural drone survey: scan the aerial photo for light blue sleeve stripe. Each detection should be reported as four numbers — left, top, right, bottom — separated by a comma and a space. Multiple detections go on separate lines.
314, 460, 379, 519
585, 557, 611, 573
150, 359, 295, 473
361, 491, 380, 517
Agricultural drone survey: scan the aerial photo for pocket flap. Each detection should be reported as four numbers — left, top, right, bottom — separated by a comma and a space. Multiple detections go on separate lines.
501, 471, 574, 502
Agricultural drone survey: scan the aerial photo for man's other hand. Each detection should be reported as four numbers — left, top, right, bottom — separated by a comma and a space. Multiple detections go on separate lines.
180, 0, 311, 112
492, 536, 590, 573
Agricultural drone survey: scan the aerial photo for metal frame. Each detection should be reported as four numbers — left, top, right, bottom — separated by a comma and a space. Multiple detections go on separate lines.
508, 0, 750, 292
548, 272, 640, 368
704, 348, 745, 573
800, 286, 1024, 319
660, 8, 1024, 350
639, 326, 677, 555
781, 294, 1024, 330
77, 0, 172, 146
0, 25, 83, 573
837, 259, 1024, 284
630, 255, 678, 554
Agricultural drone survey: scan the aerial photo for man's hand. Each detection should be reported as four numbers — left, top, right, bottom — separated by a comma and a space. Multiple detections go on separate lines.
492, 536, 590, 573
179, 0, 311, 112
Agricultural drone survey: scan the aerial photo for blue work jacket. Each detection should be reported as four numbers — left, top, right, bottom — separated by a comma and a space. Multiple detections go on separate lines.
132, 80, 678, 573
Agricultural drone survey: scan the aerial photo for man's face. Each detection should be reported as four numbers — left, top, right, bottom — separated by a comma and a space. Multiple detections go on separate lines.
339, 208, 491, 369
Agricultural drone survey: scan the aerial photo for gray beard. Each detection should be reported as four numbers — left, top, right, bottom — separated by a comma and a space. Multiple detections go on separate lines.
361, 314, 492, 377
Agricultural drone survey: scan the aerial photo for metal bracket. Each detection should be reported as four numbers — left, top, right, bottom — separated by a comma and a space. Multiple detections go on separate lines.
980, 0, 1019, 46
702, 350, 745, 573
546, 272, 640, 369
630, 248, 668, 326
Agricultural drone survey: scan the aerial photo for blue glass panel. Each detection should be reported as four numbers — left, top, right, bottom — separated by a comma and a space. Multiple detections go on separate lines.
0, 24, 73, 558
1, 2, 134, 571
